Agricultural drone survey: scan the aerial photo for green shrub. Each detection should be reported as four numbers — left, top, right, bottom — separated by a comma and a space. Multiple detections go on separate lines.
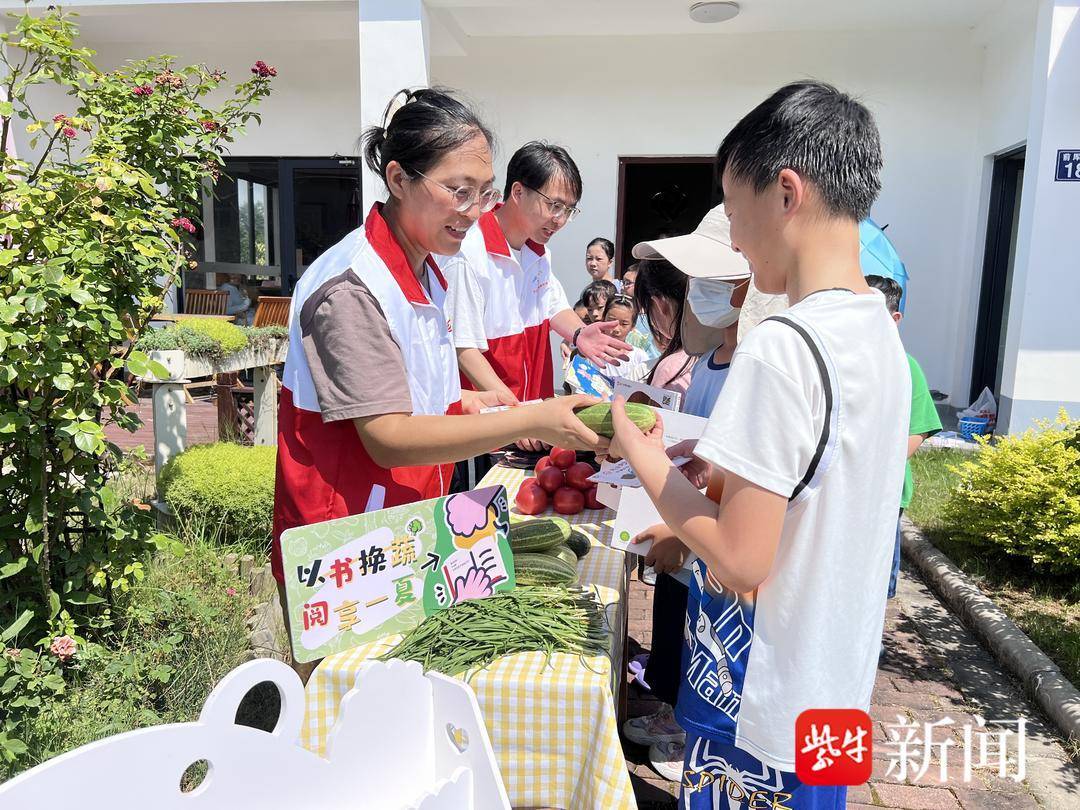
135, 321, 287, 362
5, 537, 257, 779
182, 318, 248, 356
135, 323, 220, 357
244, 324, 289, 354
943, 410, 1080, 572
160, 443, 275, 544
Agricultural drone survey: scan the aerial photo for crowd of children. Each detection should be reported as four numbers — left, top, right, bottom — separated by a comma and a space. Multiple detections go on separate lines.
275, 79, 923, 809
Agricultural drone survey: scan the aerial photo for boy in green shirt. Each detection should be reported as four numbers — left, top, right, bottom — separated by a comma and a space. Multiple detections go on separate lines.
865, 275, 942, 597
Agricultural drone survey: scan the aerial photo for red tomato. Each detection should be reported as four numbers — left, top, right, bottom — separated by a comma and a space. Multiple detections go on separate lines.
565, 461, 595, 491
515, 481, 549, 515
534, 456, 553, 476
585, 485, 604, 510
537, 466, 565, 493
550, 446, 576, 470
553, 486, 585, 515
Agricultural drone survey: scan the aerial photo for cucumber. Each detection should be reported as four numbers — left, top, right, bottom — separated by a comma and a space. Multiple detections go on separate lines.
508, 516, 572, 554
575, 402, 656, 438
513, 552, 578, 586
543, 544, 579, 568
565, 530, 592, 559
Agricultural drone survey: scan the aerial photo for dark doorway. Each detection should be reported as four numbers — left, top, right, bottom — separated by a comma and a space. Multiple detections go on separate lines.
614, 156, 719, 276
970, 147, 1025, 402
279, 158, 362, 291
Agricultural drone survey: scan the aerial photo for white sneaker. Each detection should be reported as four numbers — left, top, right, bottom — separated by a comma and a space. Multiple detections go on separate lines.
622, 703, 686, 746
649, 739, 686, 782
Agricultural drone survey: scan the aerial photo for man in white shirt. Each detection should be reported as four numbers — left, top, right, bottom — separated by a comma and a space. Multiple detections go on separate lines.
441, 142, 630, 408
610, 80, 909, 809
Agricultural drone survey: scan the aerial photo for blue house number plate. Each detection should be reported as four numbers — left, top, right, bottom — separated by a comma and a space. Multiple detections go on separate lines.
1056, 150, 1080, 181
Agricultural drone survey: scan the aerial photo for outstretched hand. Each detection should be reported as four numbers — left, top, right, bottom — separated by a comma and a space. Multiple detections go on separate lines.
528, 394, 610, 453
575, 320, 632, 368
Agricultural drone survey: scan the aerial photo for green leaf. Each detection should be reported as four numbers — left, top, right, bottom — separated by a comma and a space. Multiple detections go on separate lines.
0, 101, 12, 117
73, 431, 97, 453
47, 592, 60, 620
1, 609, 34, 643
24, 294, 45, 315
53, 373, 74, 391
70, 288, 93, 305
65, 591, 106, 605
41, 264, 63, 284
147, 359, 170, 379
0, 557, 28, 580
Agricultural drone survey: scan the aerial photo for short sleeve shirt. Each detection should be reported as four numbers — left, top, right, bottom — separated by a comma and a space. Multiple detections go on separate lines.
902, 353, 943, 507
298, 269, 414, 423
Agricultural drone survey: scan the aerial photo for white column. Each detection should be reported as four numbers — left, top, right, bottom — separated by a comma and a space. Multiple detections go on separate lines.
252, 366, 278, 446
358, 0, 430, 215
997, 0, 1080, 432
152, 381, 187, 484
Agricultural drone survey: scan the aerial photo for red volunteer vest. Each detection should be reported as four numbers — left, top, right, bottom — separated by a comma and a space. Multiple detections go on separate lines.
456, 211, 560, 401
272, 203, 461, 583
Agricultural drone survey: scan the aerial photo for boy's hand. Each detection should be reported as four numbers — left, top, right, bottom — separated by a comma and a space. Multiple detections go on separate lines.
607, 396, 664, 462
634, 523, 689, 574
575, 321, 632, 367
667, 439, 711, 489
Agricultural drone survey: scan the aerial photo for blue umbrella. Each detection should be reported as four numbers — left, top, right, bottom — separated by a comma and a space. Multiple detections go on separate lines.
859, 218, 909, 312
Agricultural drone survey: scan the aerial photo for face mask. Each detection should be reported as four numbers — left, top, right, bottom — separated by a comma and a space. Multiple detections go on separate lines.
687, 277, 741, 328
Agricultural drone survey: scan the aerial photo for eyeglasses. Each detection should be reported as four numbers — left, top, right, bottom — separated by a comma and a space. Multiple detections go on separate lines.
525, 186, 581, 223
413, 170, 503, 213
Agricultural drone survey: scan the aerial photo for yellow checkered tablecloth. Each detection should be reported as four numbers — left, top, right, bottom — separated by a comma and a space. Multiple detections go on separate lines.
300, 465, 635, 809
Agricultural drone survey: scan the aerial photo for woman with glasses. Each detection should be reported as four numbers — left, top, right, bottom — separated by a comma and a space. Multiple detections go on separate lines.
442, 141, 630, 453
273, 89, 604, 616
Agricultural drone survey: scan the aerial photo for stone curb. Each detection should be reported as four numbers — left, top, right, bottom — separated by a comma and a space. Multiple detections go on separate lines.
900, 517, 1080, 745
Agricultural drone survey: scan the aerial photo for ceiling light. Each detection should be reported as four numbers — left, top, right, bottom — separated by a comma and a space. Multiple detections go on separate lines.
689, 2, 740, 24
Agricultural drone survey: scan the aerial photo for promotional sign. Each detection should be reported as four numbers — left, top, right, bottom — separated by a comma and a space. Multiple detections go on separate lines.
282, 486, 515, 662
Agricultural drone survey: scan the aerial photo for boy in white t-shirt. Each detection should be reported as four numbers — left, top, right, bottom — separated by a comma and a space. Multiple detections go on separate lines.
609, 80, 910, 808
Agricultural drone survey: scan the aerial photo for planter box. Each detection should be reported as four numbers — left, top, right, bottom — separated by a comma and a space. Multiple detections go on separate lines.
128, 342, 287, 484
134, 343, 288, 381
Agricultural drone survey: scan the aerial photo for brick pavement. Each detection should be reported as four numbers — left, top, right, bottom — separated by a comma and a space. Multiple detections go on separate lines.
622, 564, 1077, 809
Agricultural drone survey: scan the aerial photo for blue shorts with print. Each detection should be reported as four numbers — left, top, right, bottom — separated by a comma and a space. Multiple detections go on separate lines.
680, 733, 846, 810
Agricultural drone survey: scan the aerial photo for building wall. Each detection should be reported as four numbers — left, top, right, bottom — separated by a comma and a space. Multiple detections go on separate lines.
432, 27, 1017, 404
10, 7, 362, 160
996, 0, 1080, 430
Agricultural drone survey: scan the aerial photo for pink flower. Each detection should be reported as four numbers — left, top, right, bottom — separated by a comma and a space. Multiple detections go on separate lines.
226, 587, 237, 597
251, 60, 277, 78
210, 69, 226, 82
132, 84, 154, 97
154, 70, 184, 89
52, 113, 67, 123
199, 120, 219, 132
3, 648, 21, 661
50, 636, 77, 663
171, 216, 196, 234
62, 126, 77, 139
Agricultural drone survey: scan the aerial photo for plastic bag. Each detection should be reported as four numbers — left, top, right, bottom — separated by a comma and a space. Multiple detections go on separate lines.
959, 387, 997, 428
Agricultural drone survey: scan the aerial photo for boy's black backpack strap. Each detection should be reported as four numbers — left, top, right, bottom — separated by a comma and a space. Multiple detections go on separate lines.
763, 315, 839, 503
